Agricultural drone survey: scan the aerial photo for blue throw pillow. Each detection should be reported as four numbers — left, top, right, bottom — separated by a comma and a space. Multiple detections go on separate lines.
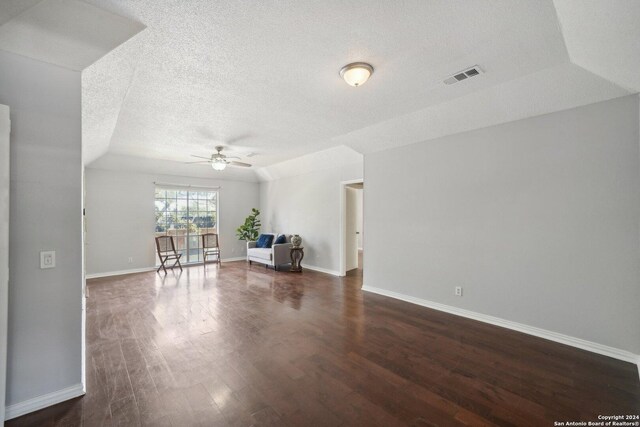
256, 234, 274, 248
274, 234, 286, 245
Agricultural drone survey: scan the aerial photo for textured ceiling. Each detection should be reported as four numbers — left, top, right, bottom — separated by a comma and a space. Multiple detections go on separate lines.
1, 0, 639, 179
0, 0, 43, 26
88, 152, 261, 183
553, 0, 640, 93
79, 0, 571, 167
333, 62, 629, 154
0, 0, 144, 71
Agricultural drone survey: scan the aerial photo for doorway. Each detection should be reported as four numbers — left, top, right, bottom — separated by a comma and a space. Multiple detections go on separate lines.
340, 179, 364, 277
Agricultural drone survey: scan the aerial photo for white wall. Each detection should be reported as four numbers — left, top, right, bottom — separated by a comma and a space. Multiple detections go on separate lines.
0, 51, 84, 408
355, 188, 363, 250
85, 167, 260, 275
260, 162, 363, 274
0, 104, 10, 422
364, 95, 640, 355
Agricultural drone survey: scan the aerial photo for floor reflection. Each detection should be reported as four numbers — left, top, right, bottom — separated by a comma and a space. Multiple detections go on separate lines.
344, 250, 364, 346
270, 281, 304, 310
13, 257, 635, 426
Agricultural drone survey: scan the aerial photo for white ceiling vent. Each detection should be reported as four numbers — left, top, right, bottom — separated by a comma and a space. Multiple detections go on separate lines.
443, 66, 483, 85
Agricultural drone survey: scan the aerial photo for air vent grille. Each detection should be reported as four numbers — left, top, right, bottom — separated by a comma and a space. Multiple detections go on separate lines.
444, 66, 483, 85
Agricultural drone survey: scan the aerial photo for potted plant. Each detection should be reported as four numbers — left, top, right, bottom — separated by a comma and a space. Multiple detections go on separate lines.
236, 208, 261, 241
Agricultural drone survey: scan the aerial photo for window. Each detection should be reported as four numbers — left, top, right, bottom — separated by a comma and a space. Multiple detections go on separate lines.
154, 186, 218, 264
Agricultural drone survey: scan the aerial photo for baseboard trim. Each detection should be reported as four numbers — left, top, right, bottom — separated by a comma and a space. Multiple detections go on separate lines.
5, 383, 85, 420
303, 264, 341, 276
86, 258, 248, 279
362, 285, 639, 366
221, 257, 246, 263
86, 267, 156, 279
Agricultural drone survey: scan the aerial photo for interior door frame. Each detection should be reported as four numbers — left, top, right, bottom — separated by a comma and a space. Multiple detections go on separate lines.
339, 178, 364, 277
1, 104, 10, 422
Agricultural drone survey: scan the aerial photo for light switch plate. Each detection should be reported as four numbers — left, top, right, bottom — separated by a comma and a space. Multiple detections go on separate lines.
40, 250, 55, 269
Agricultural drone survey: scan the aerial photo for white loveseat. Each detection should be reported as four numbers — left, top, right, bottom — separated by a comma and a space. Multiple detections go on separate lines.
247, 233, 292, 271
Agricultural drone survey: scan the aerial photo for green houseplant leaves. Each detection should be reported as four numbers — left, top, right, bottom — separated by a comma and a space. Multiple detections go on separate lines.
236, 208, 261, 241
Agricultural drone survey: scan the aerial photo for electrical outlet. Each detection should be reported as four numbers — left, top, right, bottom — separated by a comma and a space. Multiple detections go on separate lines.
455, 286, 463, 296
40, 251, 56, 269
128, 257, 133, 263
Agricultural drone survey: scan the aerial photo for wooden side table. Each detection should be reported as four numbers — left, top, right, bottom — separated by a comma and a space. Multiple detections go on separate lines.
290, 247, 304, 272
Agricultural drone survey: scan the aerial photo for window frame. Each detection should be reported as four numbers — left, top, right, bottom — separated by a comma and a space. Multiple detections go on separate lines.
154, 186, 219, 265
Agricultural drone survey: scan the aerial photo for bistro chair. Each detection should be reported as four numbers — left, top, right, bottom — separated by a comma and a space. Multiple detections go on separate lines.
202, 233, 221, 266
155, 235, 183, 273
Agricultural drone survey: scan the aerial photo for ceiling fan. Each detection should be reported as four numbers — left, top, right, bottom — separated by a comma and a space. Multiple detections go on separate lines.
187, 146, 252, 171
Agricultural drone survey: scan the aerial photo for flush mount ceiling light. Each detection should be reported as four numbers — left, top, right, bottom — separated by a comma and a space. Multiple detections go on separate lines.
340, 62, 374, 87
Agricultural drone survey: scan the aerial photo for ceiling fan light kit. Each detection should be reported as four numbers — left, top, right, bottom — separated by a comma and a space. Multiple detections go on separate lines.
211, 159, 227, 171
340, 62, 374, 87
188, 145, 252, 171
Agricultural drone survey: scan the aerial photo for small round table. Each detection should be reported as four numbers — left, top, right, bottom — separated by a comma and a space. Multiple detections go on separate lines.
290, 247, 304, 272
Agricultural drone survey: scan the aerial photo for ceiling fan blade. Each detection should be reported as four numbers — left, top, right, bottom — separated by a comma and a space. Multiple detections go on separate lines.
229, 161, 252, 168
184, 160, 211, 164
190, 154, 212, 160
225, 156, 241, 160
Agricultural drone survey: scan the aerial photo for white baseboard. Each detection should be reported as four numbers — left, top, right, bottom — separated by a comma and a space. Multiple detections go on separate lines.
86, 258, 248, 279
303, 264, 341, 276
86, 267, 156, 279
221, 256, 246, 263
5, 383, 85, 420
362, 285, 640, 366
244, 260, 340, 276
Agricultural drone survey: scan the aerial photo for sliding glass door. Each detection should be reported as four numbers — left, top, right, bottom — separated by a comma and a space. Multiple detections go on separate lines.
154, 187, 218, 264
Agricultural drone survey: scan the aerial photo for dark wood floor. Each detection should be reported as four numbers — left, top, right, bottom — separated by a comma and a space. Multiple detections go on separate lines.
8, 261, 639, 426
